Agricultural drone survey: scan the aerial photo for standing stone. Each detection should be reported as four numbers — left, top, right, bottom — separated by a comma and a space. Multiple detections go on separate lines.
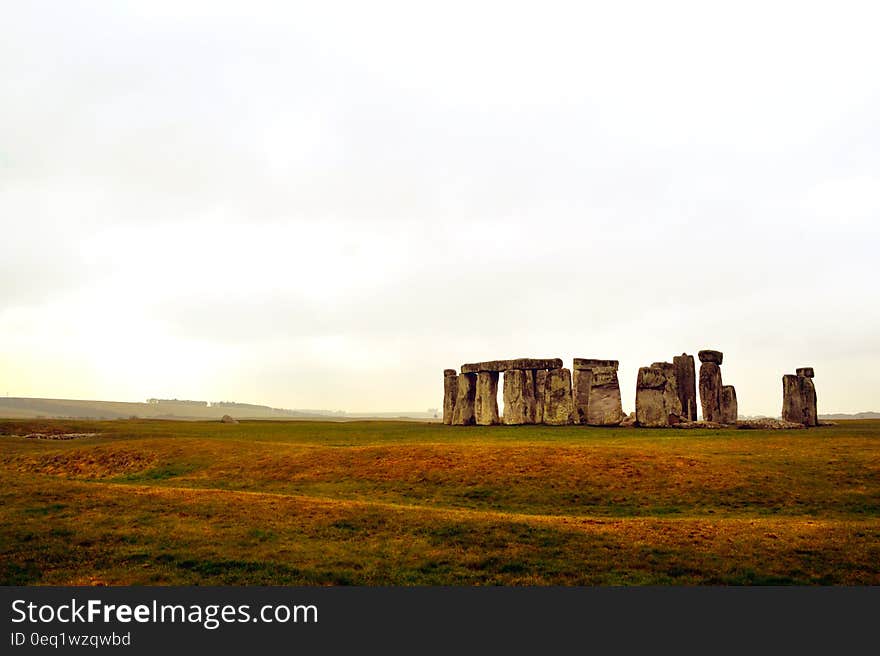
503, 369, 537, 425
782, 369, 818, 426
587, 365, 624, 426
572, 367, 592, 425
543, 368, 573, 425
636, 362, 683, 427
635, 367, 664, 427
782, 375, 807, 425
699, 355, 723, 423
572, 359, 624, 426
652, 362, 683, 419
635, 366, 671, 427
721, 385, 738, 424
673, 353, 697, 421
451, 373, 477, 425
534, 370, 548, 424
475, 371, 500, 425
801, 376, 818, 427
796, 367, 815, 378
442, 369, 457, 425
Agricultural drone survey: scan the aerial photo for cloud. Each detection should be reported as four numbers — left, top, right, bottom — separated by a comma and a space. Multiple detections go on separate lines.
1, 1, 879, 414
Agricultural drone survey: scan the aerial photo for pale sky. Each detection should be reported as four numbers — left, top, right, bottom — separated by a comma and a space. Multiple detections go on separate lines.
2, 1, 879, 415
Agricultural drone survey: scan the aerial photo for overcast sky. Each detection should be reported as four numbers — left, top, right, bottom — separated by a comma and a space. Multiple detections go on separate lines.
2, 1, 879, 415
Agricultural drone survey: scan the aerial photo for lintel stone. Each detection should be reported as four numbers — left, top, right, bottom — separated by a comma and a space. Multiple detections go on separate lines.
698, 350, 723, 364
573, 358, 619, 371
461, 358, 563, 374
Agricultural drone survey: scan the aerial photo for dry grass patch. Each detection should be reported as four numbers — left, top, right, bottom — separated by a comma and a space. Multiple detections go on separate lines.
1, 418, 878, 585
12, 448, 158, 479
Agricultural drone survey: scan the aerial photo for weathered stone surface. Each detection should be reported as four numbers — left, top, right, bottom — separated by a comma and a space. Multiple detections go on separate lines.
721, 385, 738, 424
503, 369, 537, 424
442, 370, 458, 425
676, 420, 726, 429
657, 362, 684, 420
475, 371, 500, 425
620, 412, 637, 427
782, 374, 818, 427
542, 368, 573, 425
803, 378, 818, 426
673, 353, 697, 421
636, 363, 683, 427
737, 418, 806, 430
572, 358, 619, 371
573, 359, 623, 426
781, 375, 801, 423
572, 367, 592, 424
796, 367, 815, 378
699, 362, 723, 422
534, 369, 548, 424
592, 378, 623, 426
635, 367, 667, 427
221, 414, 239, 424
451, 373, 477, 425
461, 358, 562, 374
698, 350, 723, 364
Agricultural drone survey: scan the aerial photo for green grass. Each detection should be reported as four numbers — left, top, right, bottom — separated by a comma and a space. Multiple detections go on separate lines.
1, 418, 878, 585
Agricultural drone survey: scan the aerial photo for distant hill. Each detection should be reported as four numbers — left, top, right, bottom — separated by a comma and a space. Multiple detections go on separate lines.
0, 397, 311, 420
818, 412, 880, 420
0, 397, 437, 421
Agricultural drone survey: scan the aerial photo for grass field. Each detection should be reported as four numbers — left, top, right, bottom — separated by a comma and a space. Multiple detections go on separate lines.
1, 418, 878, 585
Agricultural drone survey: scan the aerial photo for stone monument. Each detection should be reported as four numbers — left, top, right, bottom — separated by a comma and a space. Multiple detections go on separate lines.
698, 350, 723, 422
635, 362, 683, 427
782, 367, 818, 426
673, 353, 697, 421
572, 359, 624, 426
442, 369, 457, 425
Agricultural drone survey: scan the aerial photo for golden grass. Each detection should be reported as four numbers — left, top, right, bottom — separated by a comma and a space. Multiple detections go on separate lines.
1, 418, 878, 585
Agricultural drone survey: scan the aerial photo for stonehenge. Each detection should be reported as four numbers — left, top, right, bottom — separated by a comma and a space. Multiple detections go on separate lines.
572, 367, 591, 425
451, 372, 477, 426
698, 361, 723, 422
698, 350, 723, 364
443, 352, 818, 428
503, 369, 537, 425
442, 369, 457, 425
461, 358, 562, 374
475, 372, 500, 425
697, 350, 738, 424
635, 362, 683, 427
534, 370, 548, 424
543, 368, 574, 425
673, 353, 697, 421
782, 368, 818, 426
698, 350, 724, 423
572, 359, 624, 426
447, 358, 573, 426
721, 385, 738, 424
